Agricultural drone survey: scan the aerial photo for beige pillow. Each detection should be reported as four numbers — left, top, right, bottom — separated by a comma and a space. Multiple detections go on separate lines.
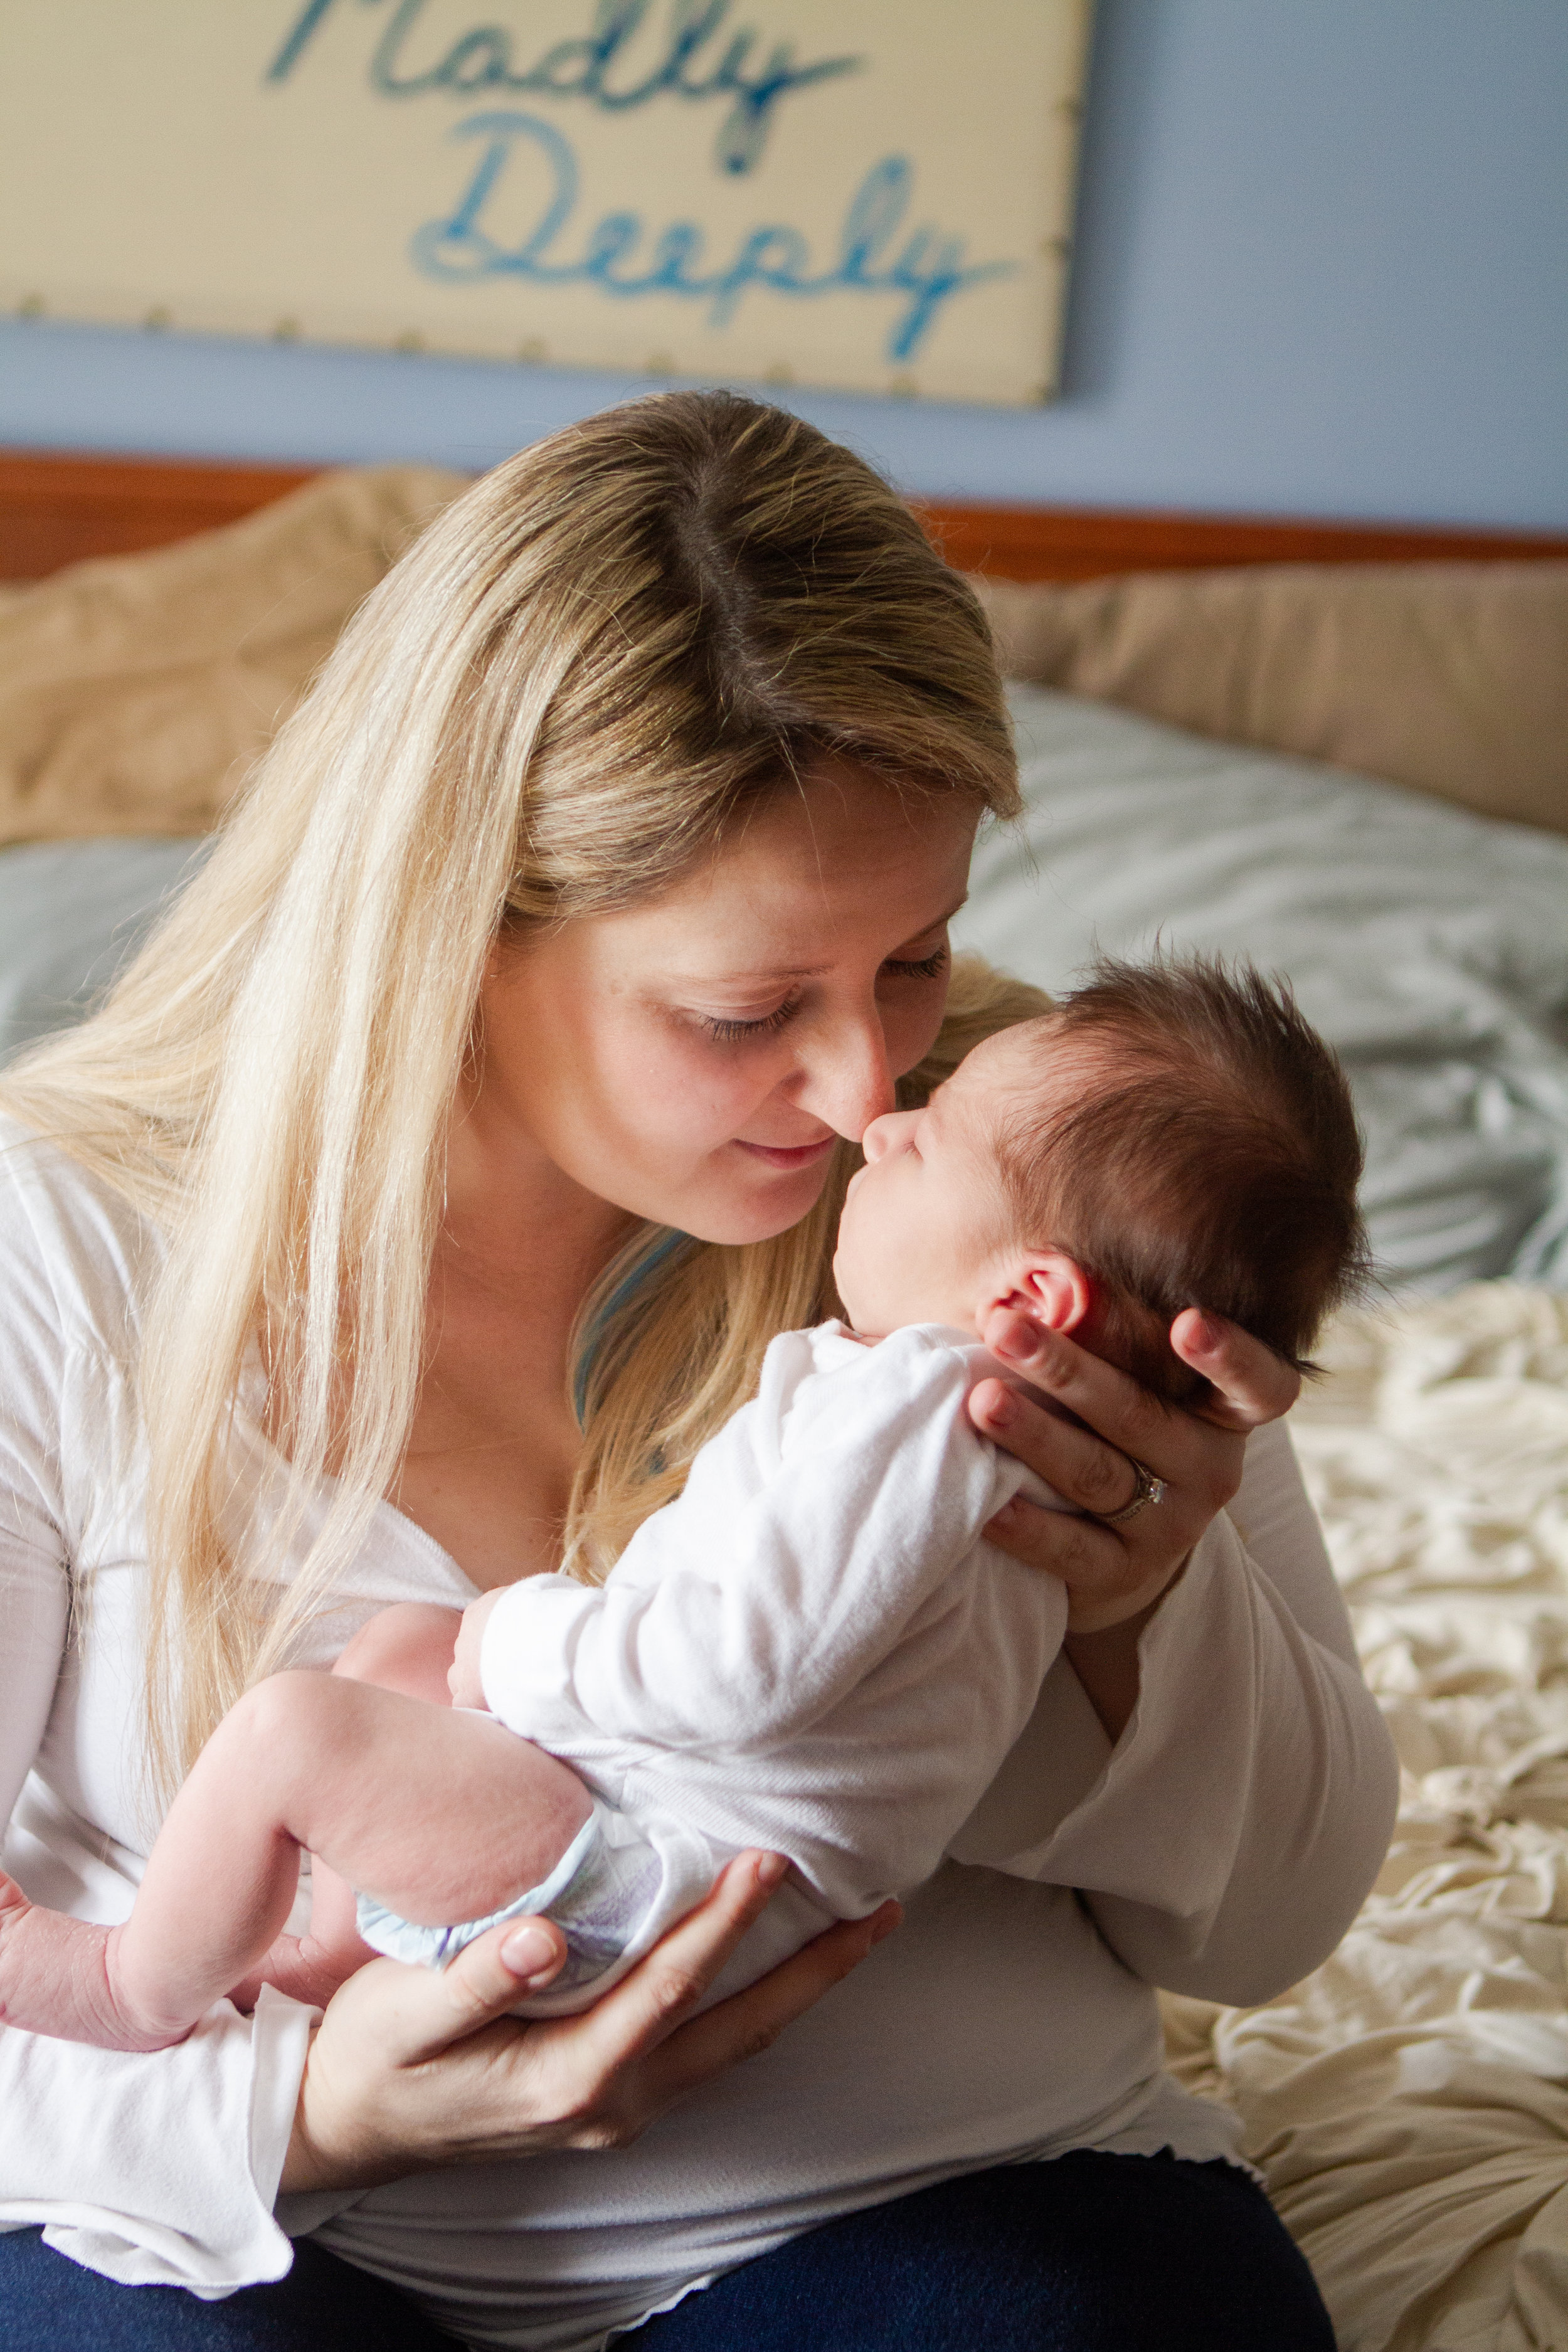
970, 562, 1568, 837
0, 464, 467, 844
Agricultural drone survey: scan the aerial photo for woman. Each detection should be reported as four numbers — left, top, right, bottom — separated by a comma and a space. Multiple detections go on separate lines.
0, 392, 1395, 2349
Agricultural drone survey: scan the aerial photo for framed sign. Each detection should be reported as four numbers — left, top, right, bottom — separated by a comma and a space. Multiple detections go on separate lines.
0, 2, 1092, 406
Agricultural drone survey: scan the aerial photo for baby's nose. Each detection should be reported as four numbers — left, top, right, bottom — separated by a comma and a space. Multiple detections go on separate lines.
860, 1113, 898, 1162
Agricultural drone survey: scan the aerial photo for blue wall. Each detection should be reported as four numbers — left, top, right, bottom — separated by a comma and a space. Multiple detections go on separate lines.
4, 0, 1565, 528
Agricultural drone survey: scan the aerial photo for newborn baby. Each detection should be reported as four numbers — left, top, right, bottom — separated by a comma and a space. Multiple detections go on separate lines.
0, 957, 1367, 2049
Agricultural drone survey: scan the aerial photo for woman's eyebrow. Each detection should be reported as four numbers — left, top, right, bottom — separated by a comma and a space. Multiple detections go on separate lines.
673, 959, 835, 984
668, 896, 972, 987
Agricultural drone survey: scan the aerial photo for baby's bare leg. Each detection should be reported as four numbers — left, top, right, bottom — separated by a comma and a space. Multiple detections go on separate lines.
98, 1669, 590, 2049
0, 1871, 141, 2051
336, 1601, 464, 1705
287, 1604, 467, 1973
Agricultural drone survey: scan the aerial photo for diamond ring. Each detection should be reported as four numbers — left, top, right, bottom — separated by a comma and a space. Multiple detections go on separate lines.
1097, 1456, 1167, 1527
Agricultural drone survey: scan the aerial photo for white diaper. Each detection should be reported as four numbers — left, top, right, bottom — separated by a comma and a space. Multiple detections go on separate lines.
354, 1796, 714, 2015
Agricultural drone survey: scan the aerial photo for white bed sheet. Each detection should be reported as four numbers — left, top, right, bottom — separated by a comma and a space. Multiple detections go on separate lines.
1166, 1284, 1568, 2351
955, 687, 1568, 1293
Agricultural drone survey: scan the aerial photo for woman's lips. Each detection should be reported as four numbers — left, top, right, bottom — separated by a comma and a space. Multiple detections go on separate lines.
734, 1135, 837, 1170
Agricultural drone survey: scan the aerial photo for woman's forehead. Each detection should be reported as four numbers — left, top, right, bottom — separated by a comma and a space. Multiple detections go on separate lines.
594, 778, 975, 975
711, 765, 976, 892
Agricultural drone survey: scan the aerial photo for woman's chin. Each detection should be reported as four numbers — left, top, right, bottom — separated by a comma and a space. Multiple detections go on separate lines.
680, 1162, 835, 1248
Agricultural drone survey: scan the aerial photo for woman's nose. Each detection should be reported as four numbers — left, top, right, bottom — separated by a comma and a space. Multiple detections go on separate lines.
798, 1012, 896, 1142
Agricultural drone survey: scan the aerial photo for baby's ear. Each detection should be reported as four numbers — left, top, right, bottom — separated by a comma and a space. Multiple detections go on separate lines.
992, 1251, 1093, 1336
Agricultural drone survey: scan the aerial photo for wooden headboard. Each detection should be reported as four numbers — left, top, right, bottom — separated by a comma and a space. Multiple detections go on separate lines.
3, 446, 1567, 585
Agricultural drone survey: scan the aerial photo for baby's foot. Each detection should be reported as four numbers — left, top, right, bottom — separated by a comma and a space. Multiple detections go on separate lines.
226, 1928, 373, 2016
0, 1872, 191, 2052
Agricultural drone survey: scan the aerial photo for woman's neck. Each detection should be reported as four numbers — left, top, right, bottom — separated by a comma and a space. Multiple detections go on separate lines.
440, 1081, 637, 1320
392, 1083, 638, 1591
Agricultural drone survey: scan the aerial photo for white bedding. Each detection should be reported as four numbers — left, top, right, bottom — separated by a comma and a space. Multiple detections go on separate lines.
1167, 1285, 1568, 2351
956, 687, 1568, 1293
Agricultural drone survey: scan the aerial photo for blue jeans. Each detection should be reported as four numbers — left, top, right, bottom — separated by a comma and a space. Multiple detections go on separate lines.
0, 2152, 1335, 2349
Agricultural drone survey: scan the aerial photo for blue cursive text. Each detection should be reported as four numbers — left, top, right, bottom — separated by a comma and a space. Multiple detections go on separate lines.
409, 111, 1010, 363
268, 0, 862, 174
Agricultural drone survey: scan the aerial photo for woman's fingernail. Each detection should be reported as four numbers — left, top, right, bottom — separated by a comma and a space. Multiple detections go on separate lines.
870, 1905, 902, 1946
501, 1924, 558, 1981
755, 1853, 788, 1890
983, 1385, 1018, 1429
1190, 1313, 1221, 1352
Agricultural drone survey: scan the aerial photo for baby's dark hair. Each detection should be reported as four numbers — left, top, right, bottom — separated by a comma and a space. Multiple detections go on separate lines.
994, 956, 1370, 1402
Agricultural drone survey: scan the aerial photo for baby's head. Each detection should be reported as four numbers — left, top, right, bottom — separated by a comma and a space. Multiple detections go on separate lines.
834, 956, 1369, 1400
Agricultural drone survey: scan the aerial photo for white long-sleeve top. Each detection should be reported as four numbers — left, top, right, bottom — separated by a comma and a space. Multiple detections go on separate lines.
0, 1119, 1400, 2349
477, 1322, 1069, 1994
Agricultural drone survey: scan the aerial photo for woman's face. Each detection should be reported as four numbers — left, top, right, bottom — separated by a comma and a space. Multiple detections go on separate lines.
476, 762, 978, 1245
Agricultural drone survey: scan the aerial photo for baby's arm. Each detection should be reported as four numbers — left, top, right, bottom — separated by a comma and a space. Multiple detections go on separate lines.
479, 1334, 1014, 1758
450, 1587, 502, 1710
6, 1656, 591, 2053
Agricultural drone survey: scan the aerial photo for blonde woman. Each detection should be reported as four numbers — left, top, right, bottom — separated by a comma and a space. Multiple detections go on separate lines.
0, 393, 1391, 2351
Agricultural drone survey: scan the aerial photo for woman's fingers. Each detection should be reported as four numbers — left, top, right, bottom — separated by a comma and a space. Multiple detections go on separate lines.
968, 1357, 1199, 1627
968, 1304, 1293, 1636
1169, 1308, 1301, 1429
982, 1490, 1178, 1633
628, 1898, 902, 2120
972, 1377, 1148, 1519
978, 1310, 1190, 1479
541, 1859, 897, 2152
566, 1851, 791, 2080
286, 1857, 894, 2188
367, 1915, 570, 2069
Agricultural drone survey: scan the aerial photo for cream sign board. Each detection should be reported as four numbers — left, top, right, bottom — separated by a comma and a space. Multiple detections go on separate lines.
0, 2, 1092, 406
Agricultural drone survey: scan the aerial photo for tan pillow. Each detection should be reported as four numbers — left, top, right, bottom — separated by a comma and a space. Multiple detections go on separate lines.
0, 464, 467, 844
970, 562, 1568, 837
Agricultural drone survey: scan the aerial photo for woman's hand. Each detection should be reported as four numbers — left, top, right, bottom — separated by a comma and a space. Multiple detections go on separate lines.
970, 1305, 1300, 1646
281, 1853, 899, 2193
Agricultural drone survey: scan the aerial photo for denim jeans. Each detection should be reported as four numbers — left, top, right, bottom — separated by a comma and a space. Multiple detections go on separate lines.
0, 2150, 1335, 2350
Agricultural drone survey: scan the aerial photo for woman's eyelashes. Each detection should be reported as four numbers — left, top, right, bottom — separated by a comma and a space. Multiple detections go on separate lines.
698, 994, 804, 1044
883, 946, 949, 982
694, 946, 947, 1044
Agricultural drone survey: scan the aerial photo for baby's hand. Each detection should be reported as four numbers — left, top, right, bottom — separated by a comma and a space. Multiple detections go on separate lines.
448, 1587, 507, 1709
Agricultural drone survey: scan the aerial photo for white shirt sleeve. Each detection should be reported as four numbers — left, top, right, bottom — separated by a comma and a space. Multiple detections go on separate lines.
0, 1135, 315, 2293
953, 1419, 1398, 2008
480, 1326, 1022, 1756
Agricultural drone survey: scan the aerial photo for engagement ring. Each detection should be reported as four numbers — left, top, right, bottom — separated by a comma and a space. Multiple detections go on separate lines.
1098, 1457, 1167, 1527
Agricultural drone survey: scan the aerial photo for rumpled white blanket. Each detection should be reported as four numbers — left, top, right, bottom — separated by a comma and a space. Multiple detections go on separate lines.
1165, 1284, 1568, 2349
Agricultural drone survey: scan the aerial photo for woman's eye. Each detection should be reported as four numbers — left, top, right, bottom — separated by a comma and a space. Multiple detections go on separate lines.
691, 948, 945, 1044
698, 995, 803, 1045
882, 945, 950, 982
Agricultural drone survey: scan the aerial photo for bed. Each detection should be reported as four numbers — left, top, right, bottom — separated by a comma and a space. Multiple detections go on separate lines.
3, 448, 1568, 2350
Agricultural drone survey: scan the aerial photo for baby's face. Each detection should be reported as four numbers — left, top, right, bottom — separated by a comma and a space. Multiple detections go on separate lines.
834, 1027, 1046, 1337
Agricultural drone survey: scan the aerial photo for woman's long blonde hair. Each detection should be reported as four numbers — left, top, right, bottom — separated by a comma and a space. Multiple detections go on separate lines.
0, 391, 1044, 1797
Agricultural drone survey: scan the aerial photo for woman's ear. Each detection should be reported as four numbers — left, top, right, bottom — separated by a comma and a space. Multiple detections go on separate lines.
989, 1251, 1093, 1336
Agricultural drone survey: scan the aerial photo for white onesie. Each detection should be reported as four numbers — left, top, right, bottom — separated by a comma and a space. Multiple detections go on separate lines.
358, 1321, 1070, 2011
